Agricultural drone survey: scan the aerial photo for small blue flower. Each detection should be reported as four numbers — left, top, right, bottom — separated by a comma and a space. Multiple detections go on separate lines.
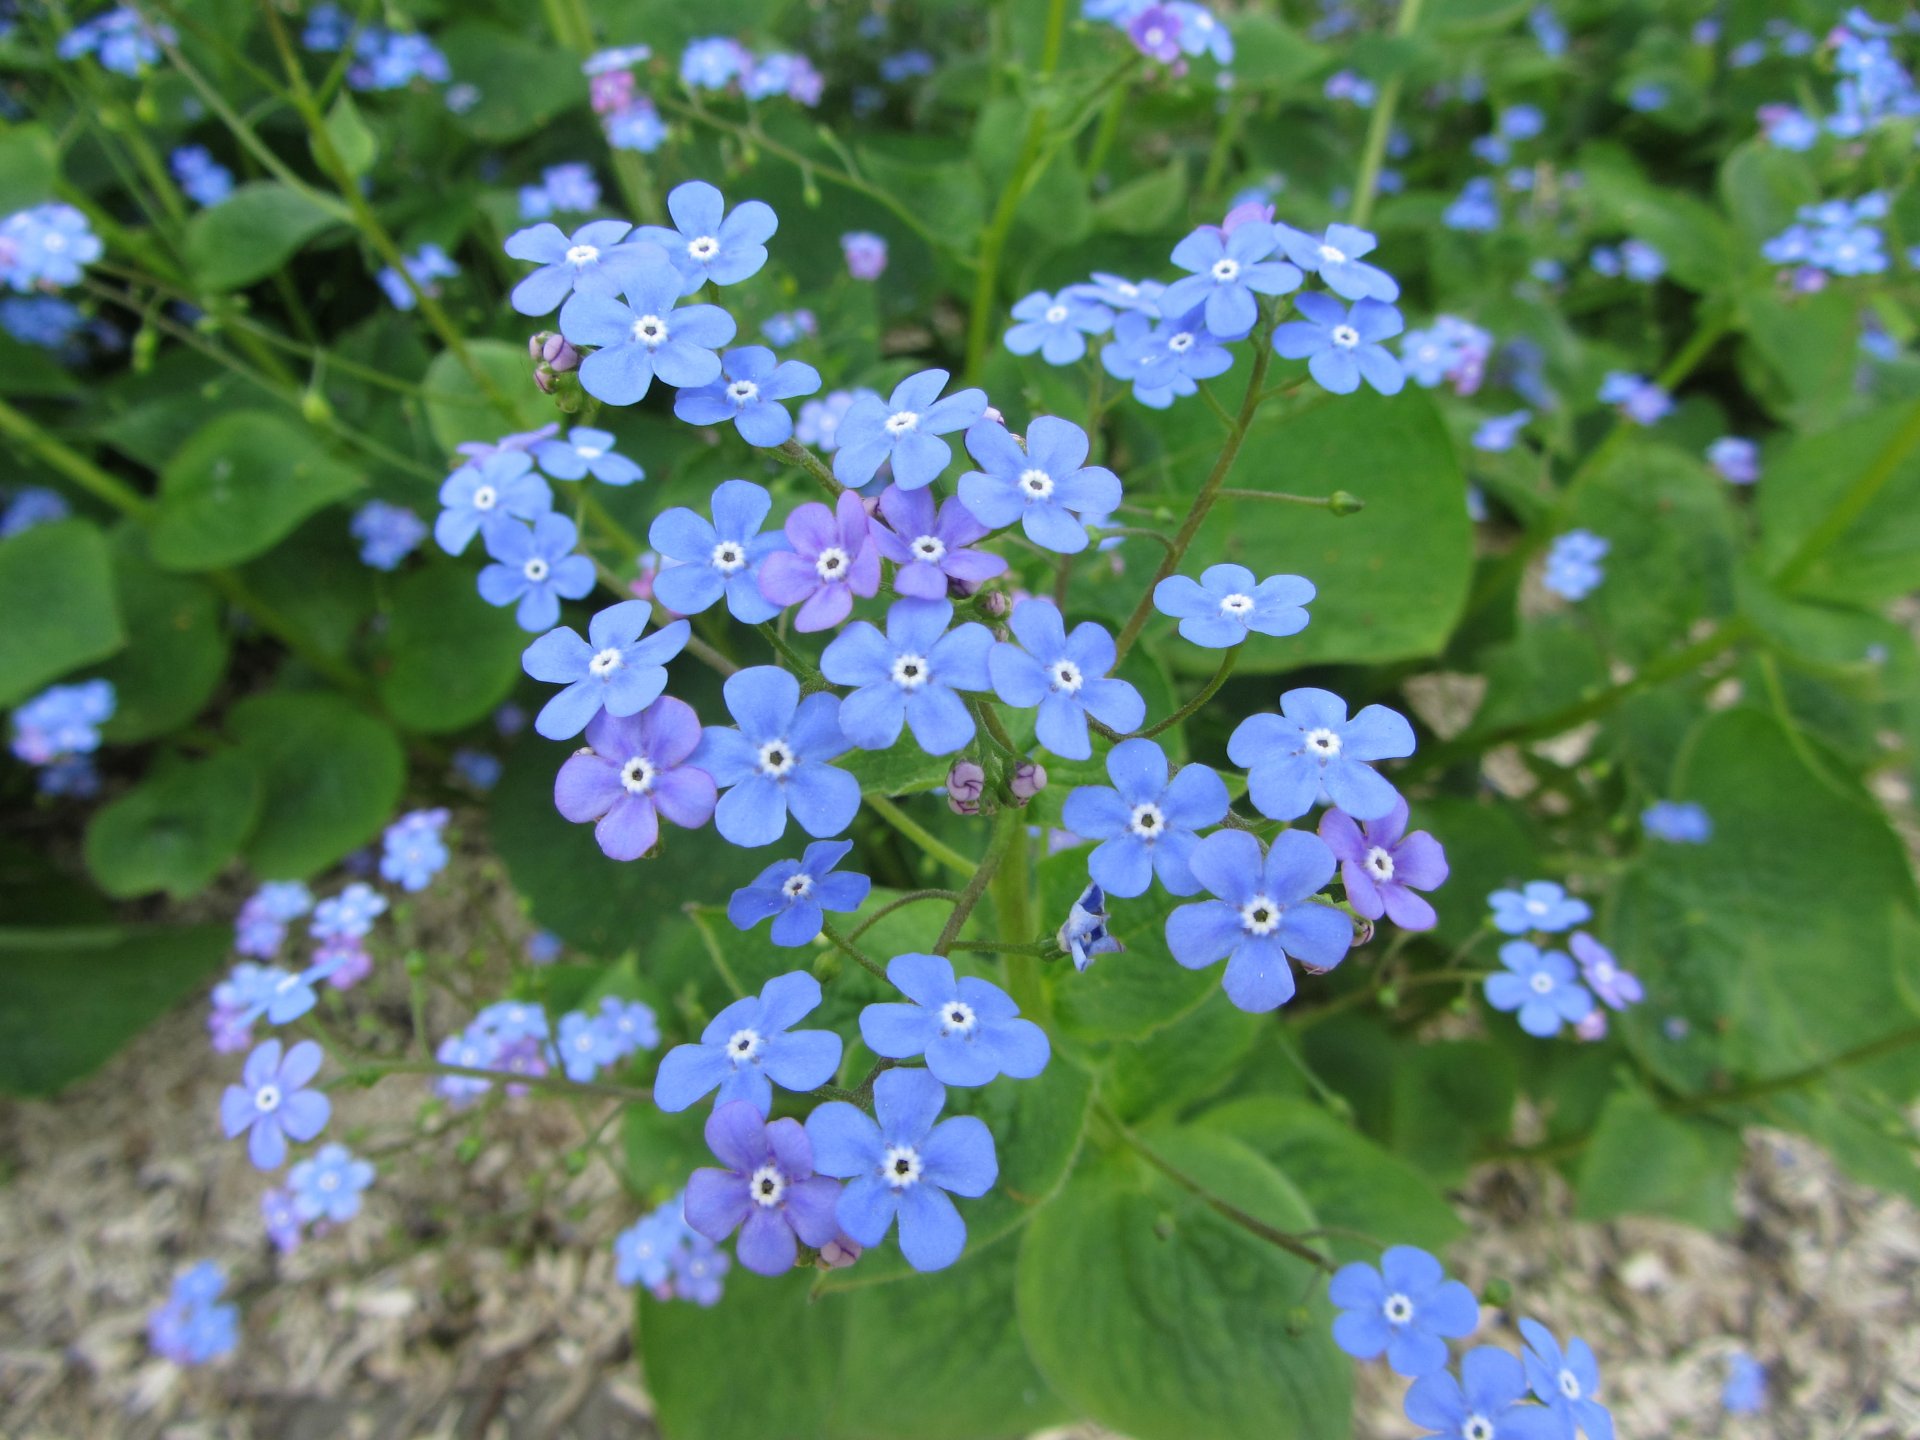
0, 485, 71, 534
557, 1008, 624, 1080
1723, 1351, 1767, 1414
1543, 529, 1609, 601
1004, 288, 1114, 364
1152, 564, 1314, 648
1641, 800, 1712, 844
691, 666, 859, 847
1160, 221, 1302, 336
1405, 1348, 1564, 1440
288, 1142, 374, 1223
1274, 221, 1399, 302
614, 1206, 691, 1290
379, 807, 450, 892
1442, 177, 1500, 233
1057, 882, 1124, 972
728, 839, 872, 947
1165, 829, 1352, 1013
559, 251, 737, 406
1473, 410, 1531, 452
1706, 436, 1760, 485
1067, 272, 1165, 314
220, 1039, 331, 1170
1489, 880, 1591, 934
477, 513, 597, 632
0, 204, 102, 292
1519, 1317, 1616, 1439
310, 882, 386, 940
636, 179, 778, 291
1272, 293, 1406, 395
1329, 1245, 1479, 1377
987, 600, 1145, 761
806, 1068, 997, 1273
859, 953, 1050, 1086
958, 415, 1122, 554
1060, 738, 1228, 898
654, 971, 844, 1113
350, 500, 427, 570
532, 426, 645, 485
821, 597, 996, 755
169, 145, 234, 207
435, 452, 552, 556
57, 7, 173, 77
148, 1260, 237, 1366
376, 243, 459, 311
1228, 686, 1414, 822
673, 345, 822, 445
521, 598, 691, 740
649, 480, 790, 625
832, 368, 988, 492
1485, 941, 1595, 1037
1107, 304, 1238, 399
9, 678, 114, 766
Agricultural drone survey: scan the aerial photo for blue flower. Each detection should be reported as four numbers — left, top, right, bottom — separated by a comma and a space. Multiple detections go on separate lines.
1706, 437, 1760, 485
680, 38, 750, 90
859, 953, 1050, 1086
9, 678, 114, 766
1152, 564, 1314, 648
649, 480, 790, 625
654, 970, 844, 1113
691, 666, 859, 847
477, 513, 597, 632
532, 426, 645, 485
148, 1261, 237, 1366
310, 882, 386, 940
614, 1204, 694, 1290
1722, 1351, 1767, 1414
987, 600, 1145, 761
1068, 272, 1166, 314
504, 219, 661, 316
220, 1039, 331, 1170
1165, 829, 1352, 1012
1105, 305, 1238, 399
597, 996, 660, 1055
1520, 1318, 1616, 1439
288, 1142, 374, 1223
1442, 177, 1500, 232
350, 500, 427, 570
559, 251, 737, 406
57, 7, 174, 76
1273, 293, 1406, 395
376, 243, 459, 311
728, 839, 872, 947
1228, 686, 1414, 822
0, 486, 71, 534
1061, 738, 1228, 898
557, 1008, 624, 1080
1057, 882, 1125, 972
1273, 221, 1399, 303
1473, 410, 1531, 452
832, 368, 989, 491
1488, 880, 1591, 934
636, 179, 777, 291
1405, 1348, 1564, 1440
0, 204, 102, 292
958, 415, 1122, 554
1543, 530, 1608, 600
683, 1101, 843, 1276
871, 484, 1008, 598
170, 145, 234, 207
806, 1067, 997, 1272
1329, 1245, 1479, 1377
379, 808, 450, 892
821, 597, 995, 755
1004, 288, 1114, 364
435, 452, 552, 556
1641, 800, 1712, 844
1485, 941, 1595, 1037
521, 599, 691, 740
673, 344, 822, 445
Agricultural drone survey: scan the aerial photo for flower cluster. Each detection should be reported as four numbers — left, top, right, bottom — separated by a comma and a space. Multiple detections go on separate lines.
1542, 530, 1609, 602
9, 678, 114, 796
376, 243, 461, 312
435, 992, 658, 1101
379, 807, 452, 891
56, 6, 173, 76
350, 499, 428, 570
0, 204, 102, 292
614, 1191, 731, 1304
519, 163, 602, 222
148, 1261, 237, 1366
1762, 195, 1890, 283
304, 5, 451, 91
170, 145, 234, 208
1401, 315, 1492, 395
1484, 881, 1640, 1041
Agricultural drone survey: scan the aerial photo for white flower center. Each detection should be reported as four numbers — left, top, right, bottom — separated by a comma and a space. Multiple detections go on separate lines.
1128, 802, 1166, 841
1318, 242, 1348, 266
589, 646, 624, 677
1558, 1369, 1582, 1400
688, 235, 719, 261
726, 1027, 763, 1063
1331, 324, 1361, 349
1591, 959, 1616, 983
1464, 1417, 1495, 1440
882, 1143, 923, 1189
631, 314, 669, 346
573, 1030, 596, 1053
1529, 971, 1555, 995
727, 379, 760, 406
254, 1083, 282, 1113
1304, 727, 1341, 758
1382, 1292, 1414, 1324
318, 1171, 340, 1191
1044, 304, 1070, 324
1144, 23, 1167, 44
1020, 468, 1054, 500
565, 244, 600, 266
756, 739, 795, 779
1219, 592, 1253, 618
1048, 659, 1083, 693
523, 556, 551, 583
472, 485, 498, 511
1240, 895, 1281, 935
43, 233, 66, 253
910, 534, 946, 563
815, 546, 851, 582
782, 873, 814, 900
620, 755, 655, 794
1210, 257, 1241, 283
1168, 331, 1195, 354
884, 409, 919, 436
575, 443, 605, 459
1365, 846, 1395, 881
891, 653, 930, 691
749, 1163, 787, 1207
711, 541, 745, 574
1525, 898, 1551, 916
1116, 282, 1139, 298
939, 1000, 978, 1036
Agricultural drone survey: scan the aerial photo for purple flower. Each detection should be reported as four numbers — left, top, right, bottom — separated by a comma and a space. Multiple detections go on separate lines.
504, 219, 662, 317
1519, 1318, 1615, 1440
958, 415, 1122, 555
635, 179, 777, 290
841, 231, 888, 280
805, 1068, 997, 1272
435, 452, 552, 556
351, 500, 427, 570
1152, 563, 1314, 648
1060, 737, 1228, 898
288, 1142, 374, 1223
832, 368, 988, 492
728, 839, 871, 946
1161, 221, 1303, 336
872, 484, 1008, 598
1485, 941, 1595, 1037
261, 1187, 303, 1253
756, 491, 881, 632
1127, 5, 1183, 62
1570, 932, 1641, 1010
477, 512, 596, 632
653, 970, 844, 1113
1405, 1348, 1564, 1440
220, 1039, 331, 1169
521, 599, 691, 740
673, 344, 821, 446
1329, 1244, 1479, 1377
554, 696, 717, 861
858, 953, 1050, 1087
1274, 221, 1400, 302
532, 426, 645, 485
821, 597, 995, 755
1272, 293, 1407, 395
1004, 288, 1114, 364
379, 808, 450, 893
987, 600, 1145, 761
1165, 829, 1353, 1012
1488, 880, 1590, 934
684, 1101, 843, 1275
1228, 686, 1415, 822
1706, 436, 1760, 484
1318, 799, 1447, 931
650, 479, 790, 625
691, 666, 859, 847
557, 1008, 622, 1080
558, 251, 736, 406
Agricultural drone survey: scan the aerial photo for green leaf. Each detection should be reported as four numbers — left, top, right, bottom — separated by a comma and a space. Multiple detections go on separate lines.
1101, 985, 1261, 1122
0, 923, 230, 1094
184, 181, 343, 292
1227, 16, 1327, 89
237, 515, 377, 662
228, 691, 405, 878
839, 730, 953, 797
0, 122, 58, 212
83, 750, 260, 899
1719, 140, 1820, 252
151, 411, 363, 571
439, 23, 597, 142
0, 519, 124, 706
1016, 1128, 1350, 1440
1092, 160, 1189, 235
422, 341, 553, 452
642, 1271, 841, 1440
1756, 402, 1920, 606
95, 538, 227, 742
1577, 144, 1738, 293
1575, 1089, 1741, 1229
374, 562, 527, 732
1388, 1039, 1518, 1185
322, 93, 378, 179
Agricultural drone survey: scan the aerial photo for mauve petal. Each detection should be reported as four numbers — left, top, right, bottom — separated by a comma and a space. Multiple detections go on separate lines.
705, 1099, 773, 1172
596, 794, 660, 861
785, 1175, 843, 1247
684, 1168, 753, 1241
735, 1207, 798, 1275
651, 767, 717, 830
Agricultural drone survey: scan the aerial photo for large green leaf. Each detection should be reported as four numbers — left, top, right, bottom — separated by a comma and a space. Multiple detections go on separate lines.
1016, 1128, 1350, 1440
95, 539, 227, 742
373, 562, 528, 732
440, 23, 600, 142
185, 181, 343, 292
151, 411, 363, 570
422, 342, 553, 452
83, 750, 260, 899
229, 690, 406, 878
1575, 1089, 1741, 1230
0, 520, 124, 706
1577, 143, 1739, 293
0, 123, 58, 213
1755, 401, 1920, 606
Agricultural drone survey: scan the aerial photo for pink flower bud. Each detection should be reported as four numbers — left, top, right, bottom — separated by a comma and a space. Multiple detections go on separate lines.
817, 1235, 863, 1269
1010, 761, 1047, 805
946, 761, 985, 815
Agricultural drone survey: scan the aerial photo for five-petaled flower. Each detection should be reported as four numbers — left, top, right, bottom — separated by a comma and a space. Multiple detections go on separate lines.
505, 219, 662, 316
220, 1039, 331, 1170
1330, 1244, 1479, 1377
691, 666, 859, 847
1004, 288, 1114, 364
958, 415, 1123, 554
1318, 798, 1448, 931
756, 490, 882, 632
1060, 737, 1229, 897
871, 484, 1008, 598
1484, 941, 1595, 1038
683, 1101, 843, 1275
858, 953, 1051, 1086
436, 451, 552, 556
821, 597, 995, 755
649, 479, 790, 625
1520, 1318, 1616, 1440
1274, 221, 1401, 301
727, 839, 872, 947
477, 512, 596, 632
1488, 880, 1590, 935
654, 970, 844, 1113
559, 250, 737, 405
1228, 686, 1414, 822
987, 600, 1145, 760
288, 1142, 374, 1224
1160, 220, 1302, 336
1152, 563, 1315, 648
1404, 1347, 1564, 1440
636, 179, 778, 291
1272, 293, 1407, 395
673, 344, 822, 446
522, 598, 690, 740
831, 368, 989, 491
532, 426, 645, 485
554, 697, 717, 860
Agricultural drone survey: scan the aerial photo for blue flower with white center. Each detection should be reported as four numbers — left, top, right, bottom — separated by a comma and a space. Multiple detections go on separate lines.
1165, 828, 1352, 1013
379, 808, 450, 892
860, 953, 1050, 1087
614, 1207, 689, 1290
673, 345, 822, 446
728, 839, 871, 947
831, 368, 989, 492
654, 970, 844, 1113
1274, 221, 1400, 302
435, 451, 552, 556
477, 513, 596, 632
1061, 738, 1228, 898
1115, 303, 1239, 396
1067, 272, 1166, 314
820, 597, 995, 755
148, 1261, 237, 1366
635, 179, 777, 292
1273, 293, 1406, 395
1405, 1348, 1564, 1440
987, 600, 1145, 761
1520, 1318, 1615, 1439
1488, 880, 1590, 934
806, 1067, 997, 1273
1641, 800, 1711, 844
648, 480, 790, 625
1228, 686, 1415, 822
557, 1008, 624, 1081
350, 500, 427, 570
310, 883, 386, 941
1443, 177, 1500, 232
1058, 882, 1124, 972
220, 1038, 331, 1170
376, 243, 459, 311
1152, 564, 1314, 648
532, 426, 645, 485
1159, 221, 1301, 337
596, 996, 659, 1056
1472, 410, 1531, 452
1329, 1245, 1479, 1377
0, 204, 102, 292
958, 415, 1122, 554
690, 666, 859, 847
521, 599, 691, 740
1543, 529, 1608, 600
1485, 941, 1594, 1038
169, 146, 234, 208
1004, 288, 1114, 364
288, 1142, 374, 1224
558, 251, 736, 406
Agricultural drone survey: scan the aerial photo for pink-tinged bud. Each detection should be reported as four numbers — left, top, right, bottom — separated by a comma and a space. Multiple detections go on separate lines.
946, 761, 986, 815
817, 1235, 863, 1269
530, 332, 580, 394
977, 590, 1011, 619
630, 551, 660, 603
1221, 200, 1276, 233
1575, 1011, 1609, 1042
1010, 760, 1047, 806
859, 492, 883, 520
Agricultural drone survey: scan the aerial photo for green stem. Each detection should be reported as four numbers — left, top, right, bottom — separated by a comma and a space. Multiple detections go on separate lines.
774, 438, 844, 496
1139, 647, 1238, 738
819, 920, 891, 982
846, 889, 964, 941
685, 906, 746, 996
866, 795, 978, 879
1215, 487, 1361, 511
1347, 0, 1429, 229
340, 1058, 652, 1106
934, 808, 1020, 955
1772, 393, 1920, 590
992, 818, 1043, 1016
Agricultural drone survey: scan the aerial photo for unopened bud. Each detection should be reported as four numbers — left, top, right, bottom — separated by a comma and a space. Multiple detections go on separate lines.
817, 1235, 862, 1269
1009, 760, 1047, 805
1574, 1010, 1608, 1042
976, 590, 1011, 619
946, 761, 985, 815
1328, 489, 1365, 517
529, 331, 580, 394
300, 387, 334, 426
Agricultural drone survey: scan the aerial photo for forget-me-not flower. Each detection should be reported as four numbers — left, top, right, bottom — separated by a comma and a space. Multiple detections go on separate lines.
1706, 437, 1759, 485
636, 179, 777, 291
1058, 882, 1125, 972
654, 970, 844, 1113
684, 1101, 843, 1276
691, 666, 859, 847
832, 369, 989, 492
646, 482, 786, 624
1329, 1244, 1479, 1377
1060, 738, 1228, 898
221, 1038, 331, 1170
859, 953, 1050, 1086
872, 484, 1008, 598
1228, 686, 1414, 822
1152, 564, 1314, 648
728, 839, 871, 947
1641, 799, 1711, 843
477, 512, 596, 632
821, 597, 995, 754
504, 220, 661, 316
288, 1142, 374, 1224
1273, 293, 1406, 395
756, 491, 881, 632
554, 697, 717, 861
1318, 799, 1448, 931
310, 882, 386, 940
1004, 288, 1114, 364
1405, 1348, 1564, 1440
1489, 880, 1591, 934
673, 344, 821, 445
958, 414, 1123, 555
351, 500, 427, 570
1275, 221, 1399, 301
559, 250, 736, 405
988, 600, 1145, 760
1520, 1318, 1615, 1440
1485, 941, 1595, 1037
435, 451, 552, 556
521, 599, 690, 740
1571, 932, 1642, 1011
532, 426, 645, 485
